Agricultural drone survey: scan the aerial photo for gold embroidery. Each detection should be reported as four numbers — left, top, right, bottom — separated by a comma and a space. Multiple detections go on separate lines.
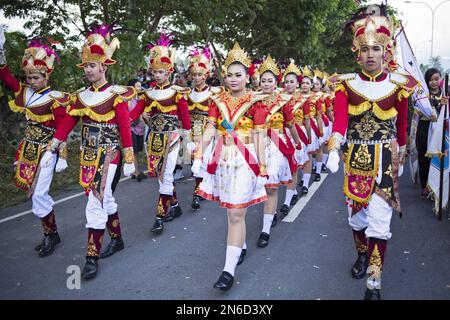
351, 145, 372, 171
369, 244, 382, 268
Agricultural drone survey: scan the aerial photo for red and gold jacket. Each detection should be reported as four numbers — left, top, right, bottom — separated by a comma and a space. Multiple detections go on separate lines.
52, 82, 136, 191
332, 71, 418, 147
130, 83, 191, 130
0, 64, 69, 190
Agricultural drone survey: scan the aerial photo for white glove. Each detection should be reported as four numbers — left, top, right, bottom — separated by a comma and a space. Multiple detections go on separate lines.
186, 141, 196, 153
191, 158, 202, 176
398, 165, 403, 177
55, 158, 68, 173
40, 151, 54, 168
326, 150, 340, 173
256, 175, 268, 189
123, 163, 135, 177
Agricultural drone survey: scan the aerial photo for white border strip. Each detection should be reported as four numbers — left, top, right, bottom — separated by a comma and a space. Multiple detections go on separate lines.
282, 174, 328, 223
0, 175, 134, 224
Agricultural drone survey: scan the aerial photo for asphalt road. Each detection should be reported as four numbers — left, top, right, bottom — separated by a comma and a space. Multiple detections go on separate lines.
0, 164, 449, 300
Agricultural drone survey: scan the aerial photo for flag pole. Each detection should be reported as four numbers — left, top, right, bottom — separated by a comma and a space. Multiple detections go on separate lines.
438, 74, 449, 220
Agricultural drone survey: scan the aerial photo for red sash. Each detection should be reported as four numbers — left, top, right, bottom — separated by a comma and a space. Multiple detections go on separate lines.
268, 128, 298, 174
321, 113, 330, 127
294, 123, 309, 145
207, 132, 260, 177
310, 118, 322, 137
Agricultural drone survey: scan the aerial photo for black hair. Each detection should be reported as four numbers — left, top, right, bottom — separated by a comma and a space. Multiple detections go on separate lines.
127, 78, 140, 87
228, 62, 249, 75
424, 68, 441, 91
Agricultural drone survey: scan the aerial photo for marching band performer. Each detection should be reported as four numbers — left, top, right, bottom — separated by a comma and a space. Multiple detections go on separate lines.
40, 24, 137, 279
187, 46, 223, 211
129, 33, 194, 234
255, 55, 302, 247
326, 4, 418, 299
196, 42, 269, 290
0, 33, 70, 258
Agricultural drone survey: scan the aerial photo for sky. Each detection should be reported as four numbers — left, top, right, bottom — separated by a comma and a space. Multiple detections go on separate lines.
1, 0, 450, 70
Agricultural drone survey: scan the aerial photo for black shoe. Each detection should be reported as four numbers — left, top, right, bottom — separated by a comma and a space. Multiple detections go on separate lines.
100, 237, 124, 259
165, 204, 183, 222
151, 218, 164, 234
298, 180, 304, 187
257, 232, 270, 248
314, 173, 321, 181
351, 253, 368, 279
301, 186, 309, 195
290, 194, 299, 206
81, 257, 99, 280
131, 174, 137, 180
321, 163, 327, 173
364, 288, 381, 300
191, 196, 201, 211
38, 232, 61, 257
271, 214, 277, 228
137, 174, 142, 182
237, 249, 247, 265
213, 271, 234, 291
280, 204, 290, 216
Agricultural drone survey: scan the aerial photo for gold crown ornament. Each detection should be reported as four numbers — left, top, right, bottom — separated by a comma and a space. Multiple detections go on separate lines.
258, 55, 280, 78
22, 40, 59, 76
223, 42, 251, 69
283, 60, 301, 81
301, 65, 314, 79
77, 23, 120, 67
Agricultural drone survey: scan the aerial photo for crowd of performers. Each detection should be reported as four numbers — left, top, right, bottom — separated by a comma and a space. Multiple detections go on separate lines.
0, 4, 421, 300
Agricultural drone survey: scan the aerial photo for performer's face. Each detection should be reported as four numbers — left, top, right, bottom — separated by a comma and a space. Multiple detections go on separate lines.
26, 72, 48, 92
313, 79, 322, 92
251, 75, 260, 87
284, 74, 298, 94
322, 85, 330, 93
428, 72, 441, 91
301, 77, 312, 94
225, 63, 248, 93
360, 45, 383, 74
260, 72, 277, 94
152, 68, 170, 85
83, 62, 106, 84
192, 72, 207, 88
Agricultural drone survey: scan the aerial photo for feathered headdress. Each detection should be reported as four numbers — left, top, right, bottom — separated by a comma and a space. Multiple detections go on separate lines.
147, 32, 176, 72
22, 39, 59, 76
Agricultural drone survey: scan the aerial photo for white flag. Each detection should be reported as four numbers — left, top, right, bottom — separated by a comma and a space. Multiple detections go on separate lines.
398, 28, 434, 118
426, 102, 449, 214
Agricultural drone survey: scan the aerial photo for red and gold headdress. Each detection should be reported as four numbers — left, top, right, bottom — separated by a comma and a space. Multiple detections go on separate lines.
22, 39, 59, 76
77, 23, 120, 67
189, 46, 212, 75
147, 32, 176, 73
348, 5, 395, 54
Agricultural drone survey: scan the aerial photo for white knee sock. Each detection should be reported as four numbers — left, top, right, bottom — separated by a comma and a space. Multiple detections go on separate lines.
303, 174, 311, 188
323, 153, 329, 164
262, 214, 275, 234
315, 162, 322, 174
223, 245, 242, 276
284, 189, 296, 206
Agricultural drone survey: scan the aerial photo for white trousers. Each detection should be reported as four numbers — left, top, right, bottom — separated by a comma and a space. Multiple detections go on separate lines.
159, 136, 180, 195
32, 153, 57, 218
347, 193, 393, 240
85, 164, 118, 229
